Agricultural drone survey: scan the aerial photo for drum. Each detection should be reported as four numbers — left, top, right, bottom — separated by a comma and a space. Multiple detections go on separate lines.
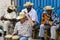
5, 34, 12, 40
12, 35, 19, 40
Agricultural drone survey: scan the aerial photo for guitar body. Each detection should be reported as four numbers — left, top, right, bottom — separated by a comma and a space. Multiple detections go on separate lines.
41, 13, 53, 26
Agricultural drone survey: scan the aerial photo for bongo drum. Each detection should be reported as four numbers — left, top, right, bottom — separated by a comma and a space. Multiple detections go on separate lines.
12, 35, 19, 40
5, 34, 12, 40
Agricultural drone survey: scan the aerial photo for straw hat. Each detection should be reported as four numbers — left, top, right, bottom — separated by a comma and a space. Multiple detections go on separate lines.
5, 34, 12, 38
43, 6, 54, 10
16, 12, 25, 19
8, 5, 15, 10
24, 2, 33, 7
12, 35, 19, 39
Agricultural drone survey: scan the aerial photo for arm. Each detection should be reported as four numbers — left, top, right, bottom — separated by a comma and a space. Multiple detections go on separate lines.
49, 13, 59, 26
25, 13, 34, 26
12, 23, 18, 35
53, 13, 59, 25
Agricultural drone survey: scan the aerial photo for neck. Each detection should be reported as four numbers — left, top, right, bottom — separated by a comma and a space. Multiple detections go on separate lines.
21, 21, 24, 24
20, 20, 25, 24
27, 10, 31, 13
27, 8, 32, 13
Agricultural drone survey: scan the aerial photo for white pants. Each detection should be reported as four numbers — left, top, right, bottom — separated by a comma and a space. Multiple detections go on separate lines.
39, 24, 59, 39
3, 21, 11, 31
3, 21, 13, 34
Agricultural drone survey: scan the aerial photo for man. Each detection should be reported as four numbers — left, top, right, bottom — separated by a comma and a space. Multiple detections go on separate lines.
22, 2, 38, 38
3, 5, 17, 35
13, 12, 34, 40
22, 2, 38, 23
0, 0, 11, 36
40, 6, 59, 40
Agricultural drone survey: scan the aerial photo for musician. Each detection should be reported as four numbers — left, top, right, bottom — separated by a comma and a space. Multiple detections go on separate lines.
3, 5, 17, 36
0, 0, 11, 36
39, 6, 59, 40
22, 2, 38, 38
13, 12, 34, 40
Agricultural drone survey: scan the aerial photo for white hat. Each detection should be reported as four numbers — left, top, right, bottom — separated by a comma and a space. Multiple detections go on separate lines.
16, 12, 25, 19
5, 34, 12, 38
9, 5, 15, 10
12, 35, 19, 39
24, 2, 33, 7
43, 6, 54, 10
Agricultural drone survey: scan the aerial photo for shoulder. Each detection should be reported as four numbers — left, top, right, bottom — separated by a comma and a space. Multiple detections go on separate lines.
31, 8, 36, 13
31, 8, 37, 15
25, 20, 31, 25
15, 21, 20, 25
52, 12, 58, 16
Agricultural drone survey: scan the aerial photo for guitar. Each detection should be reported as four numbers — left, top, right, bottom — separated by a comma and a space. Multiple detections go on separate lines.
41, 13, 53, 26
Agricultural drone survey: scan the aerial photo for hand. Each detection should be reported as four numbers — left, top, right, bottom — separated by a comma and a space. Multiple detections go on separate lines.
23, 11, 30, 17
25, 13, 29, 17
24, 11, 26, 14
12, 32, 17, 36
49, 21, 53, 26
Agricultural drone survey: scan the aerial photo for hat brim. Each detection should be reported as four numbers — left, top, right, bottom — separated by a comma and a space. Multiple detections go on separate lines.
24, 3, 33, 7
43, 8, 54, 10
16, 16, 25, 20
9, 5, 15, 10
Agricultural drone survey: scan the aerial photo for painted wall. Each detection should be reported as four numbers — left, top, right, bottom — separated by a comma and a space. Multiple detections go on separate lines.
17, 0, 60, 24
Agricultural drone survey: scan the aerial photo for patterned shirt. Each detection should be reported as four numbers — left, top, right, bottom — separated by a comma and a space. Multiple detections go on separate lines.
51, 12, 59, 25
14, 20, 32, 37
42, 12, 59, 25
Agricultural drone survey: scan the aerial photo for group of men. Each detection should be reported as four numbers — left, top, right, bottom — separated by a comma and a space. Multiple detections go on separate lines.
0, 1, 60, 40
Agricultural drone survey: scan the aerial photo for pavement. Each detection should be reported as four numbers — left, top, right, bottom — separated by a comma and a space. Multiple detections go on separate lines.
0, 37, 4, 40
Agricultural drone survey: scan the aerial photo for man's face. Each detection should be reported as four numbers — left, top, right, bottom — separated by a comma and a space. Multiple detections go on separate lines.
26, 6, 32, 12
7, 8, 14, 13
20, 17, 27, 23
46, 10, 52, 15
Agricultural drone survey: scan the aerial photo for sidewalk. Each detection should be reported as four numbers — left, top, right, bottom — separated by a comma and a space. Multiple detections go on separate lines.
0, 37, 4, 40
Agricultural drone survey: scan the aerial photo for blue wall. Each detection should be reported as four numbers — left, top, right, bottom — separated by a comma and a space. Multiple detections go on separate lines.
17, 0, 60, 24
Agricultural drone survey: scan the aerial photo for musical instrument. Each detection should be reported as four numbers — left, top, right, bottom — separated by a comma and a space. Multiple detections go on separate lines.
5, 34, 12, 40
41, 13, 53, 26
12, 35, 19, 40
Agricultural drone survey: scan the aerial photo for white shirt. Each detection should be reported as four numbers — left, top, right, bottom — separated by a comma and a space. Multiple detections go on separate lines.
14, 20, 32, 37
0, 0, 12, 31
3, 12, 17, 31
4, 12, 17, 19
3, 21, 11, 31
22, 8, 38, 23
